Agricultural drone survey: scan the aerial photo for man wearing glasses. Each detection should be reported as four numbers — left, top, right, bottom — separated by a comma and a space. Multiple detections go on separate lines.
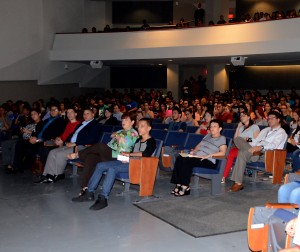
229, 110, 288, 192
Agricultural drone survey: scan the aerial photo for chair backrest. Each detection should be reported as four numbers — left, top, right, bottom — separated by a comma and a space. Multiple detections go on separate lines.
153, 139, 163, 158
152, 123, 166, 130
225, 137, 233, 157
222, 129, 235, 139
150, 129, 168, 141
186, 126, 199, 133
152, 118, 163, 124
184, 133, 205, 150
164, 131, 188, 147
100, 132, 112, 144
258, 125, 268, 131
101, 124, 115, 133
223, 123, 237, 129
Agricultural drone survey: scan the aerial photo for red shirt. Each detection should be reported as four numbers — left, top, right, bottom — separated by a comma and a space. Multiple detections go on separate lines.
60, 121, 80, 142
216, 112, 233, 123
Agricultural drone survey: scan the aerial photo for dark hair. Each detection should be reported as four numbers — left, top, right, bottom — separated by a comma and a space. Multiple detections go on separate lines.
184, 108, 193, 114
209, 119, 223, 129
268, 108, 283, 119
139, 117, 152, 128
31, 108, 41, 114
105, 107, 113, 114
172, 107, 182, 114
240, 111, 254, 130
66, 106, 78, 113
121, 111, 136, 127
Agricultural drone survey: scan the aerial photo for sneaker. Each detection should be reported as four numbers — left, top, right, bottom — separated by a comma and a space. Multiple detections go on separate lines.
54, 173, 65, 182
34, 174, 54, 184
72, 189, 94, 202
221, 177, 225, 184
89, 195, 108, 211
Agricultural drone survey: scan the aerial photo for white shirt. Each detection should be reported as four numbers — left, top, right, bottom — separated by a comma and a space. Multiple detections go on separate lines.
251, 126, 287, 150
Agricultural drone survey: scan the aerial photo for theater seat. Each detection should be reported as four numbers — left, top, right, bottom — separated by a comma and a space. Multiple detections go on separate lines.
192, 137, 232, 196
246, 149, 287, 184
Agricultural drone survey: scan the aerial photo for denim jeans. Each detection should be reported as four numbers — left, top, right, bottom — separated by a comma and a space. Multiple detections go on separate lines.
87, 160, 129, 199
278, 182, 300, 205
292, 149, 300, 172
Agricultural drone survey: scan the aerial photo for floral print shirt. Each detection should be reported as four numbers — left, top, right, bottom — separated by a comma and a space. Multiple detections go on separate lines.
107, 128, 139, 158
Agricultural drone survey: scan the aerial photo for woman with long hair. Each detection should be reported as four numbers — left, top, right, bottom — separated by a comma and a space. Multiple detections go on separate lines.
254, 106, 268, 126
195, 110, 213, 135
222, 111, 260, 183
290, 109, 300, 130
183, 108, 199, 127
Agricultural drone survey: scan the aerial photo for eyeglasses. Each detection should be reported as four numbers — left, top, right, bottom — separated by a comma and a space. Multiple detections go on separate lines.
51, 109, 58, 112
267, 116, 276, 120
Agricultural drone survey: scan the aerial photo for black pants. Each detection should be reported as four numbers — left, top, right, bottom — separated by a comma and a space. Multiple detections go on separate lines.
170, 156, 217, 186
13, 140, 39, 170
78, 143, 115, 187
287, 142, 298, 153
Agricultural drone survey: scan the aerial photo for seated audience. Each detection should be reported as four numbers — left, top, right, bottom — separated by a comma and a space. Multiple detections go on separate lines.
72, 118, 156, 210
30, 103, 67, 165
229, 110, 287, 192
113, 104, 123, 122
4, 108, 43, 173
12, 104, 66, 172
195, 110, 213, 135
68, 112, 139, 197
222, 111, 260, 183
142, 102, 154, 119
217, 15, 226, 24
170, 119, 227, 196
164, 107, 187, 132
278, 181, 300, 206
99, 107, 119, 125
183, 108, 199, 127
35, 108, 101, 183
214, 102, 233, 123
0, 106, 12, 141
254, 106, 268, 126
290, 109, 300, 130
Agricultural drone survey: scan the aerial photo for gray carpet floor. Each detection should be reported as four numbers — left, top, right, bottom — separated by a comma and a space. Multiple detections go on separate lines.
135, 178, 279, 238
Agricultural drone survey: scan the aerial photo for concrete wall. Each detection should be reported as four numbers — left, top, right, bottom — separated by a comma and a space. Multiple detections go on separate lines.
0, 81, 104, 104
0, 0, 107, 87
51, 18, 300, 61
236, 0, 300, 18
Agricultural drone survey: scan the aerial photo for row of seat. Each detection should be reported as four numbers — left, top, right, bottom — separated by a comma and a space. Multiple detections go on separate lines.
70, 124, 287, 197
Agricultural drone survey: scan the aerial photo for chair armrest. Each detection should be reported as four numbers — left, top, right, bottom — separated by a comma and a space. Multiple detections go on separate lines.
265, 202, 299, 209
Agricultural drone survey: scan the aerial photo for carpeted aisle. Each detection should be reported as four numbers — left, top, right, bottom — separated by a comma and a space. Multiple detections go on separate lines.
135, 186, 278, 238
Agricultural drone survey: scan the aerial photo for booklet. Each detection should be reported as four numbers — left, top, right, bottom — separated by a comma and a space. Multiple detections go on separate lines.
117, 154, 129, 163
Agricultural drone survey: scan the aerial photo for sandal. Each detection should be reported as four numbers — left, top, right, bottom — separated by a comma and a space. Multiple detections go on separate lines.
175, 187, 190, 197
67, 152, 79, 160
171, 184, 181, 195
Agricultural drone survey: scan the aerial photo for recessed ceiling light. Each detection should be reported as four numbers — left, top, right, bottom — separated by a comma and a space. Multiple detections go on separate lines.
168, 59, 173, 62
158, 64, 163, 66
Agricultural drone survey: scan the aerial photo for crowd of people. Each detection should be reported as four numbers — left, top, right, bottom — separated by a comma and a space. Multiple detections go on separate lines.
80, 4, 300, 33
1, 86, 300, 209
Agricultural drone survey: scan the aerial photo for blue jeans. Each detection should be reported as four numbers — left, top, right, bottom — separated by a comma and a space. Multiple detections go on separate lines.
87, 160, 129, 199
292, 149, 300, 172
278, 182, 300, 205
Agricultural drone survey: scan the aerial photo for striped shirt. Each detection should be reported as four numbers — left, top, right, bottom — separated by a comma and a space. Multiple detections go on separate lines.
196, 134, 226, 164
